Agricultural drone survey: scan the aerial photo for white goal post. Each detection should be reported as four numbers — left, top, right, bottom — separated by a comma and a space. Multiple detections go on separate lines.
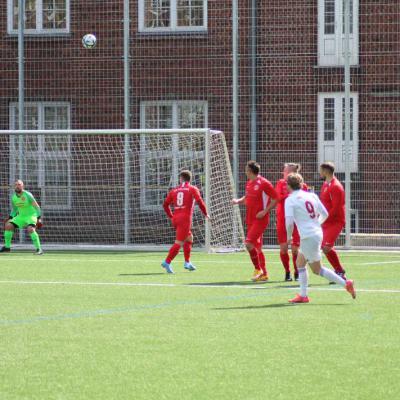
0, 129, 244, 252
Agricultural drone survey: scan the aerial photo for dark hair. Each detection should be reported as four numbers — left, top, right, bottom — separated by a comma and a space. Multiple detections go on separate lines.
180, 170, 192, 182
320, 162, 335, 174
285, 163, 301, 173
287, 173, 304, 191
246, 160, 260, 175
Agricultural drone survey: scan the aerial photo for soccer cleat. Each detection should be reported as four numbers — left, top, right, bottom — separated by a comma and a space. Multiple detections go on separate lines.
289, 294, 310, 303
294, 271, 299, 281
345, 279, 356, 299
184, 261, 196, 271
35, 248, 44, 255
0, 246, 10, 253
161, 260, 174, 274
252, 269, 262, 279
285, 272, 293, 282
253, 273, 269, 282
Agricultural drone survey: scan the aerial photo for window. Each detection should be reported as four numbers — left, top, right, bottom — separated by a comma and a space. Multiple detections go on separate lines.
139, 0, 207, 32
318, 93, 358, 173
318, 0, 358, 66
9, 102, 71, 209
8, 0, 70, 34
140, 101, 207, 209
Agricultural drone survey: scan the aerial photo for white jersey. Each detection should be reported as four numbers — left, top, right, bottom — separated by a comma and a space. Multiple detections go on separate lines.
285, 190, 329, 239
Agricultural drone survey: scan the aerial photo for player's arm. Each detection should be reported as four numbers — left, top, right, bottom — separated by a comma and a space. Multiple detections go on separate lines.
26, 192, 42, 218
315, 195, 329, 225
9, 203, 18, 219
325, 185, 343, 224
232, 196, 245, 205
192, 188, 210, 219
162, 192, 174, 220
284, 199, 295, 240
256, 182, 278, 219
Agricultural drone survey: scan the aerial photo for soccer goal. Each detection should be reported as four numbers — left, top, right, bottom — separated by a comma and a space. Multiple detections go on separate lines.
0, 129, 244, 252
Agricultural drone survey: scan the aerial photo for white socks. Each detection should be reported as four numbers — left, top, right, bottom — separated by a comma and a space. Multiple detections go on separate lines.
298, 267, 309, 297
319, 266, 346, 286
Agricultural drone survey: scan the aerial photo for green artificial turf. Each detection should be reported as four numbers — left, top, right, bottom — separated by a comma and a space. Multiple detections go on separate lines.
0, 251, 399, 400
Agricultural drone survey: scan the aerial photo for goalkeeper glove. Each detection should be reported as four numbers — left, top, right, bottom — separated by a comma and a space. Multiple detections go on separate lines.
36, 218, 43, 229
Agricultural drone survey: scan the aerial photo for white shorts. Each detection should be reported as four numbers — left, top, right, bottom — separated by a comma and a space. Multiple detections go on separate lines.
299, 233, 323, 263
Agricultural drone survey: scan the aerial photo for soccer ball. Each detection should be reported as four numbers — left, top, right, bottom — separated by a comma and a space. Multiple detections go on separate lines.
82, 34, 97, 49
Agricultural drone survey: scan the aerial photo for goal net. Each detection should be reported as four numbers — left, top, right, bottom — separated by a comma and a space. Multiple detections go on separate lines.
0, 129, 244, 252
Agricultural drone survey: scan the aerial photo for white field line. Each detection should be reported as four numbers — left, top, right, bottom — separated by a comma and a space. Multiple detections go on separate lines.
0, 280, 399, 293
2, 257, 400, 266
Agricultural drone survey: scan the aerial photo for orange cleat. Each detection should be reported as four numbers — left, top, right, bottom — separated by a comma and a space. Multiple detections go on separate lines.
253, 273, 269, 282
289, 294, 310, 303
345, 279, 356, 299
252, 269, 262, 278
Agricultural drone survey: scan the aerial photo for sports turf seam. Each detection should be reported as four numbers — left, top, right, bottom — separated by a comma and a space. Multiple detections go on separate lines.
0, 292, 274, 327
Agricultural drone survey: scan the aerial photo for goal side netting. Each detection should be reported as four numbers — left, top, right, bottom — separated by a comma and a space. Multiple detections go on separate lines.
0, 129, 244, 252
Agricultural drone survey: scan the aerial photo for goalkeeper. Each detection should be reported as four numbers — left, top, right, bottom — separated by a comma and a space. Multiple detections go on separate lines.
1, 180, 43, 255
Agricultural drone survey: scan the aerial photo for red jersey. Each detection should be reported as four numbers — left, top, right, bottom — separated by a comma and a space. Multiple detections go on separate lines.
275, 179, 309, 219
320, 177, 345, 225
245, 176, 278, 225
163, 182, 207, 220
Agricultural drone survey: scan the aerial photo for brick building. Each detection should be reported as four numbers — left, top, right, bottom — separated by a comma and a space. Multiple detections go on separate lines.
0, 1, 399, 245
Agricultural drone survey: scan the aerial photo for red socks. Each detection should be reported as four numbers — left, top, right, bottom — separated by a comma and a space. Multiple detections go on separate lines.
249, 247, 260, 270
325, 249, 345, 273
292, 252, 298, 274
257, 249, 267, 275
166, 243, 181, 264
280, 252, 290, 273
183, 241, 192, 262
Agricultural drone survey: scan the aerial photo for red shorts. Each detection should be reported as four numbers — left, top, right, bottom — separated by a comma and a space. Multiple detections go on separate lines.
246, 220, 269, 247
276, 216, 300, 247
322, 222, 344, 248
172, 216, 192, 242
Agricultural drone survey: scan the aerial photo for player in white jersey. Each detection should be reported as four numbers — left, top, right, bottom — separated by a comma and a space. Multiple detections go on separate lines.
284, 173, 356, 303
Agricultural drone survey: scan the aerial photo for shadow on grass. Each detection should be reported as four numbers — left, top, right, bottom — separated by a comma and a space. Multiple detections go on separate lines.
118, 273, 165, 276
189, 281, 282, 287
214, 303, 349, 310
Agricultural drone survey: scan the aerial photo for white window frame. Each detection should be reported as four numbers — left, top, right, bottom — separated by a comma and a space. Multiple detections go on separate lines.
318, 93, 359, 173
7, 0, 70, 35
9, 101, 72, 210
318, 0, 359, 66
139, 100, 208, 210
138, 0, 207, 33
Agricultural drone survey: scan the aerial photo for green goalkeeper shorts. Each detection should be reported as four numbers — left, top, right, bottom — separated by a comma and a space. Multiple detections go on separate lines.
10, 215, 38, 229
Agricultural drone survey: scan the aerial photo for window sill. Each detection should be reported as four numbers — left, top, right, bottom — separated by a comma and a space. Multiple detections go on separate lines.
314, 64, 360, 69
136, 29, 208, 39
6, 32, 72, 39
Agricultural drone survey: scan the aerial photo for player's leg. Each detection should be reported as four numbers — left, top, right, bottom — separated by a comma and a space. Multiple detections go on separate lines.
27, 224, 43, 255
1, 220, 17, 252
322, 223, 346, 277
183, 232, 196, 271
255, 235, 268, 279
246, 222, 269, 281
290, 234, 323, 303
245, 224, 263, 280
162, 217, 187, 273
292, 225, 301, 280
288, 250, 309, 303
309, 261, 356, 299
277, 218, 291, 280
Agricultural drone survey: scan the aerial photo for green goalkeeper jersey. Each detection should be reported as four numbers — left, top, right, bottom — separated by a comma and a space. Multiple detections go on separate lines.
10, 191, 41, 218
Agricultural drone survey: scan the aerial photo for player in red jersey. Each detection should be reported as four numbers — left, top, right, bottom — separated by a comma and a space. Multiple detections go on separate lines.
275, 163, 310, 282
233, 161, 278, 281
161, 170, 210, 274
319, 162, 347, 280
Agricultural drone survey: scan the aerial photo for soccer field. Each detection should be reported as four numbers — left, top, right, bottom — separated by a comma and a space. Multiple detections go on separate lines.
0, 251, 399, 400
